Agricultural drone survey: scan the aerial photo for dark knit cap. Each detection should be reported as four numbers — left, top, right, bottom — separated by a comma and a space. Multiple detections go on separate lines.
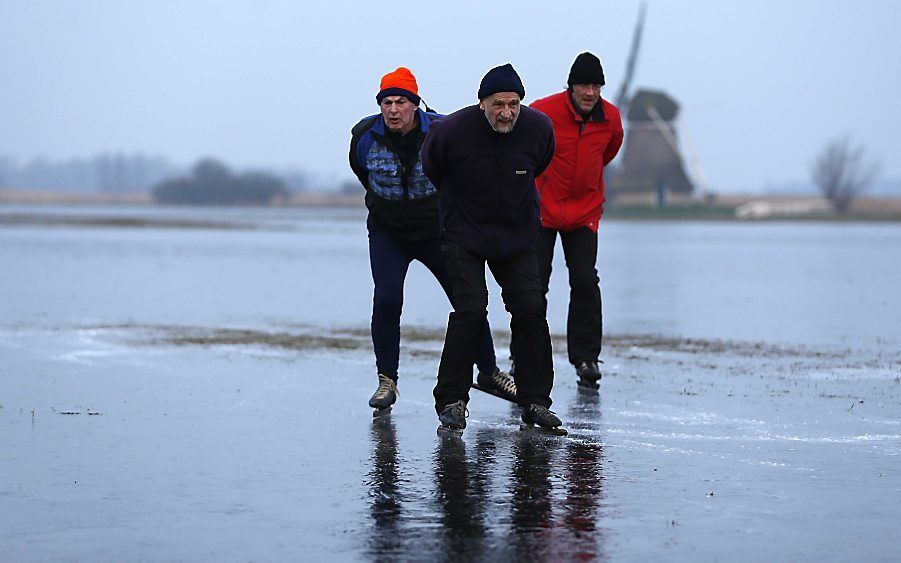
477, 63, 525, 100
567, 52, 605, 87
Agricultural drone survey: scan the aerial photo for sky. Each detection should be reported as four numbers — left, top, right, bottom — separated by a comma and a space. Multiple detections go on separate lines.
2, 0, 900, 193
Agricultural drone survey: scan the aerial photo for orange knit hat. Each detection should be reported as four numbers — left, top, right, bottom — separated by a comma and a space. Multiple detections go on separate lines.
376, 67, 420, 106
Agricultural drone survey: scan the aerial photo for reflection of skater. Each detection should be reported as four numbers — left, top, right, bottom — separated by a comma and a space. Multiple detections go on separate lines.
509, 433, 557, 558
349, 67, 515, 415
508, 429, 606, 559
563, 436, 604, 540
529, 52, 623, 390
366, 418, 403, 556
433, 433, 487, 557
422, 64, 566, 435
563, 391, 605, 556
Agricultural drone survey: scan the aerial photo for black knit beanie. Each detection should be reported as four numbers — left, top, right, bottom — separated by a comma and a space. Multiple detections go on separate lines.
567, 52, 605, 87
477, 63, 525, 100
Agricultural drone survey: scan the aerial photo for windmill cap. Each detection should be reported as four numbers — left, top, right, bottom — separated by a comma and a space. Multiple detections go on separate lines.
568, 52, 605, 87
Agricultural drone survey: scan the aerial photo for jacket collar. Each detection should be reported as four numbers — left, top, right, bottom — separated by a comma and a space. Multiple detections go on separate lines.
565, 90, 606, 123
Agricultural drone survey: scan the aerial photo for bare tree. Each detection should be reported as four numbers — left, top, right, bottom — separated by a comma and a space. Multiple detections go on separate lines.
811, 136, 881, 214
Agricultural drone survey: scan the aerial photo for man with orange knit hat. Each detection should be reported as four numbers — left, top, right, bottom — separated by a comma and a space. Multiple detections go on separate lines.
350, 67, 515, 415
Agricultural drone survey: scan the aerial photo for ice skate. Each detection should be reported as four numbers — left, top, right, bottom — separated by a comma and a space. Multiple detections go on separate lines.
472, 367, 517, 403
369, 374, 398, 417
520, 404, 568, 436
437, 399, 468, 436
575, 360, 602, 391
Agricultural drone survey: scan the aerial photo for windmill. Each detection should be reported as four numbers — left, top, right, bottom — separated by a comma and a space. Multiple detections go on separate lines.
608, 2, 707, 204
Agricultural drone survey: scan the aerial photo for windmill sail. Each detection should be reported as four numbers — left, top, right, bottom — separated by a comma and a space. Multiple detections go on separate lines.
616, 1, 646, 109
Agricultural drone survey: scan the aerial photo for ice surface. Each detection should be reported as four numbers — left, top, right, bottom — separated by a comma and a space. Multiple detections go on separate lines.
1, 206, 900, 560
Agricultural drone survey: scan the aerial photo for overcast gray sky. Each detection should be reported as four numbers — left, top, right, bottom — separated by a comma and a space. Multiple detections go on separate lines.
2, 0, 899, 192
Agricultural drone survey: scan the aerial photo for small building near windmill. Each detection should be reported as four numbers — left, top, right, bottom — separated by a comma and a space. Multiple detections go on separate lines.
608, 88, 694, 203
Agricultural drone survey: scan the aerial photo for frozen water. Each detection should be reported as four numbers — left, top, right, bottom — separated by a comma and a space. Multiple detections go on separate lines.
1, 206, 900, 560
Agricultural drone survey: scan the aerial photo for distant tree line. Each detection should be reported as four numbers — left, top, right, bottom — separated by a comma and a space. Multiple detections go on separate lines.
0, 153, 311, 196
151, 158, 288, 205
0, 153, 178, 193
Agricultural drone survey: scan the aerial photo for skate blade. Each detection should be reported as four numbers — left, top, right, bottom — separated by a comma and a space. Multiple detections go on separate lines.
577, 378, 600, 391
519, 423, 568, 436
372, 406, 393, 418
436, 425, 464, 438
471, 382, 517, 404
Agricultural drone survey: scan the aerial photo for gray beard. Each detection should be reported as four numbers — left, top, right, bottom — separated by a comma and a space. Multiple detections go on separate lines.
485, 112, 518, 134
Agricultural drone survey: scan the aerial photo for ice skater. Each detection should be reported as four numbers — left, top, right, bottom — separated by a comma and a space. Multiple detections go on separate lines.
349, 67, 517, 416
527, 52, 624, 391
421, 63, 566, 435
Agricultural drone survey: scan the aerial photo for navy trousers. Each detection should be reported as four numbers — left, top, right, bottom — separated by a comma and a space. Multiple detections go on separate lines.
368, 225, 497, 381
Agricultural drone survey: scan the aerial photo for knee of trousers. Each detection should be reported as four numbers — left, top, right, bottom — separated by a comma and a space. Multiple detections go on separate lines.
509, 308, 548, 328
372, 289, 403, 317
448, 310, 487, 330
504, 292, 545, 317
568, 266, 600, 289
451, 288, 489, 315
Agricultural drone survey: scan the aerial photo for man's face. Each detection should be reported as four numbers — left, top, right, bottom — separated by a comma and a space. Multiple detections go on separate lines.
380, 95, 417, 134
570, 83, 602, 114
479, 92, 521, 134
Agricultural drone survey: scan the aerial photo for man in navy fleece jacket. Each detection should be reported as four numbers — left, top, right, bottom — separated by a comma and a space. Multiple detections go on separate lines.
421, 63, 567, 435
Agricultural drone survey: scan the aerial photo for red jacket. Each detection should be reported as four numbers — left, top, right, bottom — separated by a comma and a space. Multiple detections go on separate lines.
531, 91, 623, 232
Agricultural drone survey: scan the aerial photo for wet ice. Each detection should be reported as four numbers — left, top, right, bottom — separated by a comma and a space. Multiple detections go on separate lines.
1, 206, 900, 560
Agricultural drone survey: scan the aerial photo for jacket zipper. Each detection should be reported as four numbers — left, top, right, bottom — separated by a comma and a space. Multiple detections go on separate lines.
495, 135, 502, 258
571, 120, 585, 228
400, 162, 409, 227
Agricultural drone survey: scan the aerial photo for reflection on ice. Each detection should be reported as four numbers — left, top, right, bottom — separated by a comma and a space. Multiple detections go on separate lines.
366, 418, 404, 558
432, 431, 488, 557
362, 399, 609, 560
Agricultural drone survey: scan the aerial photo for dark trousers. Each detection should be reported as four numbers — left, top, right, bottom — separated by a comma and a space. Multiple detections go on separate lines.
536, 226, 602, 365
434, 241, 554, 411
368, 225, 497, 380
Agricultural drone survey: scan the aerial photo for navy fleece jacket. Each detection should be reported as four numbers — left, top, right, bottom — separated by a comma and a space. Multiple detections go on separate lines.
421, 105, 555, 261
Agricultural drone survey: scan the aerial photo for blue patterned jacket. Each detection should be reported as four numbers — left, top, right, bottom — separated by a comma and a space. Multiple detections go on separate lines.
349, 108, 442, 242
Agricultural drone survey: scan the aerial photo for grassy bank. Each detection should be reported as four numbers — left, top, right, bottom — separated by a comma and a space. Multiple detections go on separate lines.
604, 203, 738, 221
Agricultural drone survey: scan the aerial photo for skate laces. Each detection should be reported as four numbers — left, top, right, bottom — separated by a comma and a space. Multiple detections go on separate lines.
482, 369, 517, 396
448, 400, 468, 418
526, 404, 560, 425
373, 374, 398, 399
493, 370, 516, 395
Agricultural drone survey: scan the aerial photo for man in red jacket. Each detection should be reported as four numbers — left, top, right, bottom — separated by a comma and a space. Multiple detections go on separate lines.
530, 52, 623, 391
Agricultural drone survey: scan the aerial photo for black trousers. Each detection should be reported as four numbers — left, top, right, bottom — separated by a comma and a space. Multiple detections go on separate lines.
434, 241, 554, 412
536, 226, 602, 366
